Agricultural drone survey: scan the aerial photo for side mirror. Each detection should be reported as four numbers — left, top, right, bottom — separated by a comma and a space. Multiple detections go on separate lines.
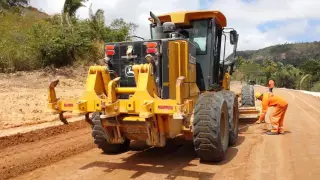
230, 30, 238, 45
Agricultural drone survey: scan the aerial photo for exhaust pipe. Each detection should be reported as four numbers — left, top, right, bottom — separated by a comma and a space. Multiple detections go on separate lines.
150, 11, 161, 27
149, 11, 165, 39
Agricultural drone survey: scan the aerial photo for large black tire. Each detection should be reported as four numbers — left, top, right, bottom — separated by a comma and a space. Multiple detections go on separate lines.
241, 85, 255, 107
222, 90, 239, 146
91, 112, 130, 154
193, 92, 229, 162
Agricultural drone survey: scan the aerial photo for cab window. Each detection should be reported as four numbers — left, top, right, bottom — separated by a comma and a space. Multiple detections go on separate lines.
190, 20, 208, 55
149, 20, 209, 55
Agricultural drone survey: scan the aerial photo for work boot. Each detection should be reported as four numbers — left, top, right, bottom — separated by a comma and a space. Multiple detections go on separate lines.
254, 120, 262, 124
279, 127, 285, 134
265, 131, 278, 135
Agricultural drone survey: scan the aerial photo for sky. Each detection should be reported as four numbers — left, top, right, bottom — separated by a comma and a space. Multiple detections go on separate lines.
29, 0, 320, 56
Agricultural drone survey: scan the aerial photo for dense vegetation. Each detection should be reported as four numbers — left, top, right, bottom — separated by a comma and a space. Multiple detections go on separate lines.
232, 42, 320, 92
0, 0, 137, 72
1, 1, 319, 92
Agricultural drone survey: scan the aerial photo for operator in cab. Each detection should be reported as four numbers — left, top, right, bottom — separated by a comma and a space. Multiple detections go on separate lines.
255, 92, 289, 135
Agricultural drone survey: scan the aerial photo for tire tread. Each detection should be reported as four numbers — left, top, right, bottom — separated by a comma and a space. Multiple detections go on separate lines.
91, 112, 129, 154
241, 85, 255, 107
193, 92, 229, 162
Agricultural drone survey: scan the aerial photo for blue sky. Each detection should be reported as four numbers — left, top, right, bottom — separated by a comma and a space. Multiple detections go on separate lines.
30, 0, 320, 55
199, 0, 212, 9
257, 19, 320, 42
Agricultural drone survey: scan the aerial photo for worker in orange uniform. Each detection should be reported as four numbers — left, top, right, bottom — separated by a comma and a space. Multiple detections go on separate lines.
268, 79, 275, 92
255, 92, 288, 135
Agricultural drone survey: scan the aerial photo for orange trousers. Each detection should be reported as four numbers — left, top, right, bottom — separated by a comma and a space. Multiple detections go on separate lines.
270, 104, 288, 133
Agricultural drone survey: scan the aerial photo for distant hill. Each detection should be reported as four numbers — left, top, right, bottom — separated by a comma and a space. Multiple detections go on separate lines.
0, 5, 49, 20
229, 42, 320, 67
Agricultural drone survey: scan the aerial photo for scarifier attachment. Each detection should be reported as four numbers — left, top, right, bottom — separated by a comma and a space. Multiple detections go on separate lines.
239, 106, 260, 120
46, 64, 193, 147
236, 92, 261, 122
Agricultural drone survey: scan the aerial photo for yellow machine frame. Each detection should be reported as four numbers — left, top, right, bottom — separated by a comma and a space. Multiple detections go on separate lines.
47, 10, 260, 160
48, 64, 194, 118
48, 37, 203, 145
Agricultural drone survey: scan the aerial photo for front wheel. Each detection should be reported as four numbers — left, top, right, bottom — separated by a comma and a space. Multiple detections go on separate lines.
193, 92, 229, 162
222, 90, 239, 146
91, 112, 130, 154
241, 85, 255, 107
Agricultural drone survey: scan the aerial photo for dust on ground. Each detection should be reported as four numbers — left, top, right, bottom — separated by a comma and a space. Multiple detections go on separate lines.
10, 82, 320, 180
0, 66, 89, 129
1, 81, 320, 180
0, 77, 254, 130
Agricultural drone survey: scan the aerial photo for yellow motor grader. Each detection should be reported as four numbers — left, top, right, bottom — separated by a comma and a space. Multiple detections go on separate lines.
47, 10, 259, 162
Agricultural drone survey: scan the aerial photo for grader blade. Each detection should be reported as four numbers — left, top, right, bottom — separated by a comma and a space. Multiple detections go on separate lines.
239, 106, 260, 121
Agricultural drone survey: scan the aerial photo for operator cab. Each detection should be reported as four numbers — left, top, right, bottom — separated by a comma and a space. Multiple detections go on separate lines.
149, 11, 239, 91
151, 20, 208, 55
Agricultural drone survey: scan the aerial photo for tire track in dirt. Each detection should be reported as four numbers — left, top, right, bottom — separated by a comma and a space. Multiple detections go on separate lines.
287, 91, 320, 128
0, 120, 90, 150
243, 86, 320, 180
8, 123, 265, 180
3, 83, 320, 180
0, 121, 95, 180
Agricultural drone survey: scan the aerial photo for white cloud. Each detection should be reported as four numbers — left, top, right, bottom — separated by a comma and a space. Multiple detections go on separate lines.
76, 0, 200, 38
29, 0, 64, 15
209, 0, 320, 54
30, 0, 200, 39
316, 25, 320, 34
211, 0, 320, 24
29, 0, 320, 57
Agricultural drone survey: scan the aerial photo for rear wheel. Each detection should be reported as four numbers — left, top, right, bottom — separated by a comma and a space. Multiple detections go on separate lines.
222, 90, 239, 146
193, 92, 229, 162
91, 112, 130, 154
241, 85, 255, 107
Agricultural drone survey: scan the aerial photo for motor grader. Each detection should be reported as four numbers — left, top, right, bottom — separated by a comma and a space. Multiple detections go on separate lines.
47, 10, 259, 162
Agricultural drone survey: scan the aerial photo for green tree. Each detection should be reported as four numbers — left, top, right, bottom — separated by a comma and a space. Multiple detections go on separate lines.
63, 0, 87, 17
299, 74, 312, 90
236, 56, 246, 68
88, 5, 105, 40
237, 60, 261, 82
299, 59, 320, 82
62, 0, 87, 26
0, 1, 139, 72
262, 59, 277, 84
104, 18, 138, 42
30, 19, 96, 67
311, 82, 320, 92
275, 64, 301, 88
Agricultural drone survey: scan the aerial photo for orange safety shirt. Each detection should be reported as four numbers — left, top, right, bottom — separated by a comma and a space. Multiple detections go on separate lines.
259, 93, 288, 121
269, 80, 275, 88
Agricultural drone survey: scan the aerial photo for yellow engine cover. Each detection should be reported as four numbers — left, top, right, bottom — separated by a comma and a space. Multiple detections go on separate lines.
168, 40, 199, 99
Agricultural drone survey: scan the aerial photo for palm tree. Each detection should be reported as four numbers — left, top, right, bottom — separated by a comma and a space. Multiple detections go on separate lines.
63, 0, 87, 17
61, 0, 87, 26
300, 74, 312, 90
262, 59, 277, 84
89, 4, 105, 40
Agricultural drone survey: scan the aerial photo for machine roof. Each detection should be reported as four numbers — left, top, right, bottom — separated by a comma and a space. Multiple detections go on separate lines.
149, 10, 227, 27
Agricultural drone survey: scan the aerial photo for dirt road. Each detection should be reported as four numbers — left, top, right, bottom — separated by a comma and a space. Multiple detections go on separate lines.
0, 67, 86, 129
1, 84, 320, 180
